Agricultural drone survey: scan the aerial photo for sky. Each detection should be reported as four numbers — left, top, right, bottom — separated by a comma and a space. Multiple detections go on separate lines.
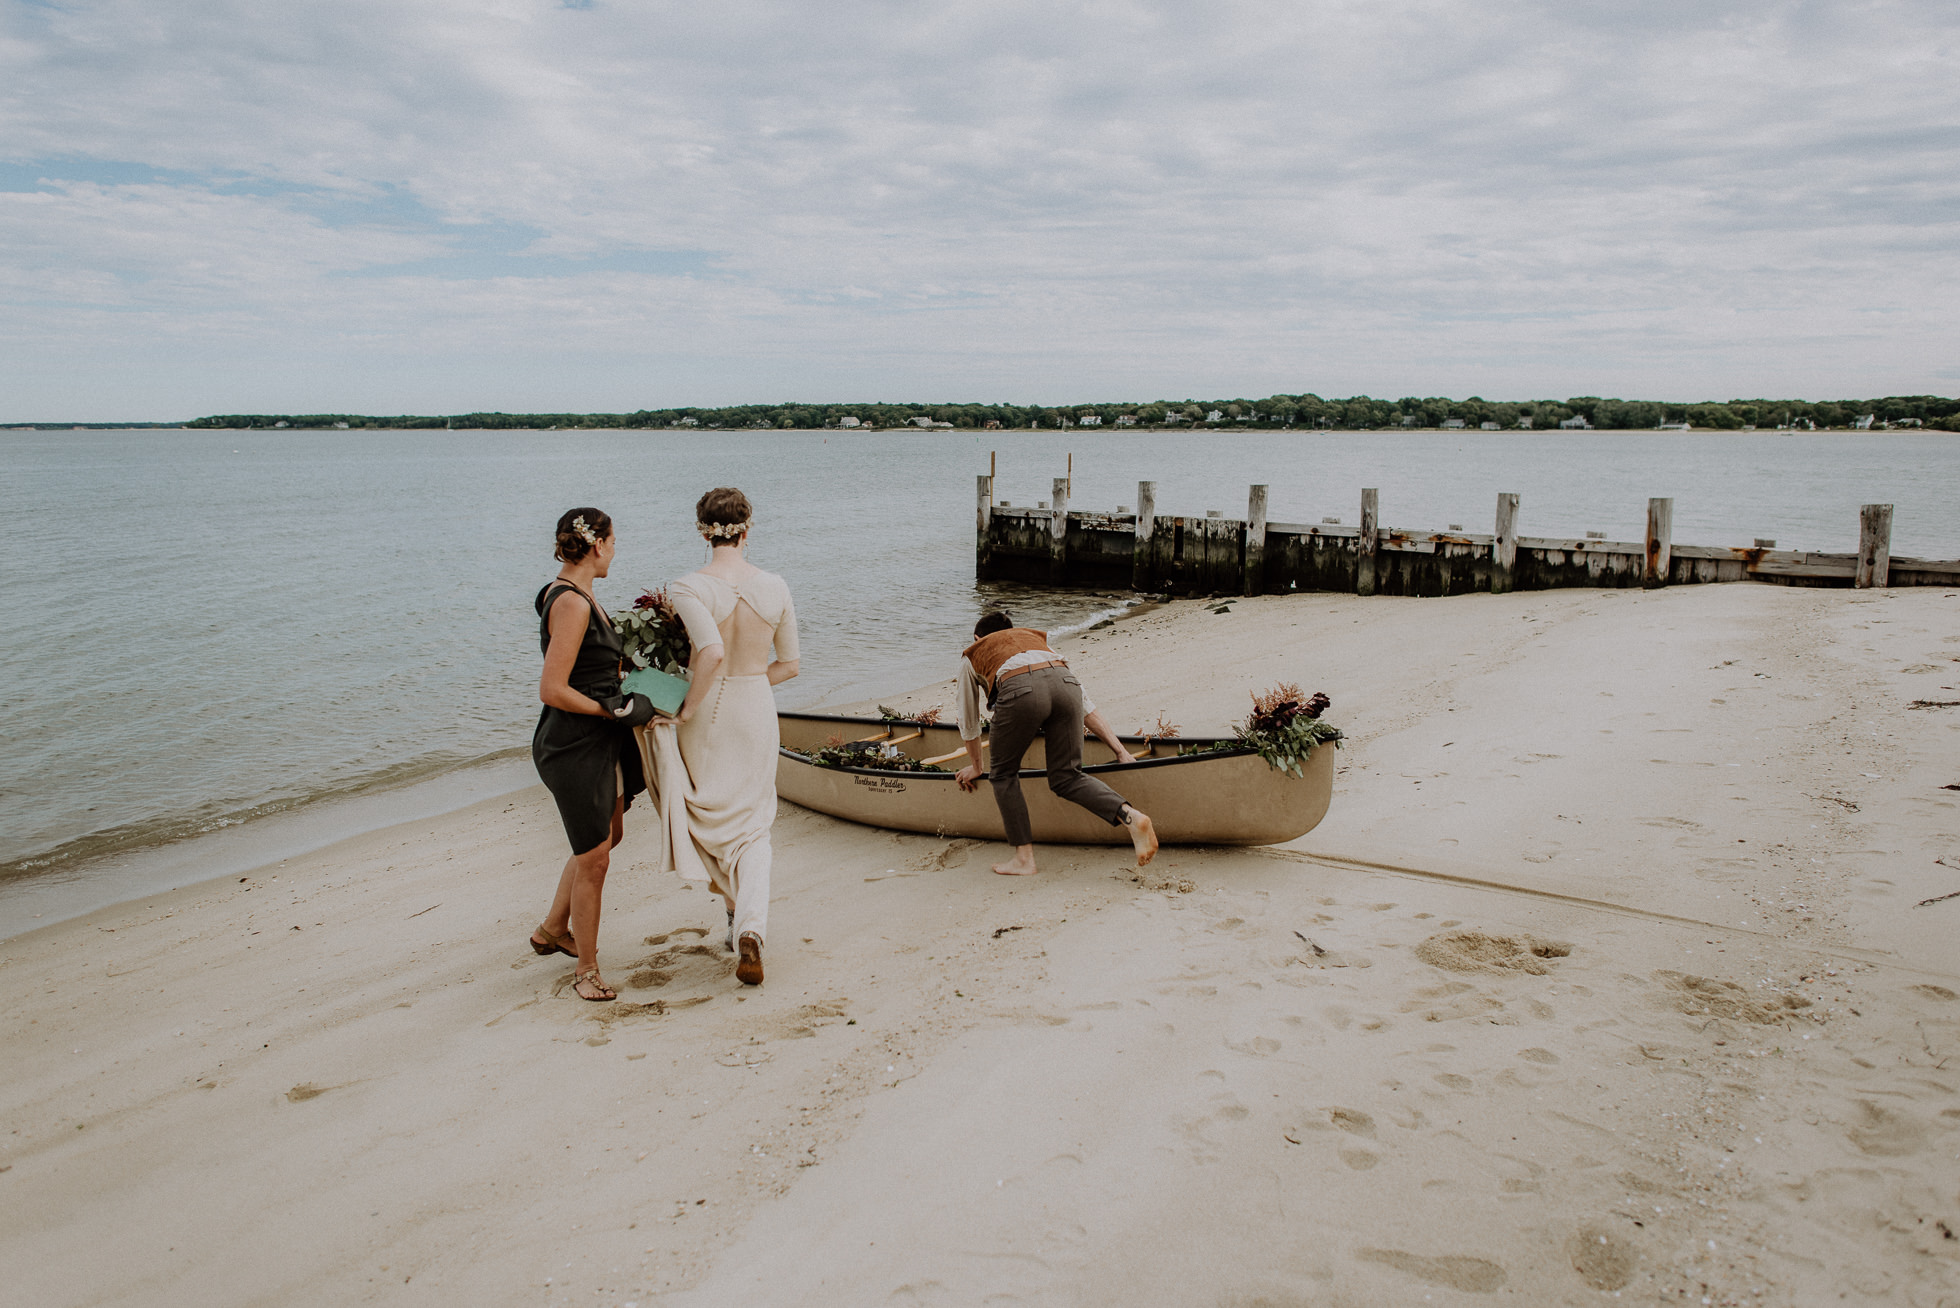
2, 0, 1957, 420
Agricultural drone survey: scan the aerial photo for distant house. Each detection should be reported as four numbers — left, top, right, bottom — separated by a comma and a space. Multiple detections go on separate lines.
1399, 416, 1419, 427
1480, 421, 1500, 431
983, 420, 1001, 429
837, 416, 861, 428
1206, 409, 1224, 423
1442, 418, 1466, 429
1162, 412, 1189, 424
1657, 421, 1691, 430
1235, 412, 1253, 422
273, 421, 289, 429
1517, 417, 1533, 429
910, 416, 933, 428
1853, 414, 1876, 430
1078, 413, 1102, 426
1114, 414, 1138, 427
1896, 417, 1922, 427
677, 416, 699, 427
333, 421, 349, 429
1559, 416, 1591, 430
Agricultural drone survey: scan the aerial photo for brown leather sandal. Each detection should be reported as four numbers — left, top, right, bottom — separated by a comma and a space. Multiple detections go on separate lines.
572, 969, 616, 1002
736, 933, 763, 986
530, 924, 576, 957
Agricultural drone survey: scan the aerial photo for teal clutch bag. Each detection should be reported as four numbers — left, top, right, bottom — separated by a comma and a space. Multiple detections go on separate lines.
620, 666, 690, 717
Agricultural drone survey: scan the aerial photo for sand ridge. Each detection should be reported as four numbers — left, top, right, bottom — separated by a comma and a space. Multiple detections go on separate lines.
1, 583, 1957, 1305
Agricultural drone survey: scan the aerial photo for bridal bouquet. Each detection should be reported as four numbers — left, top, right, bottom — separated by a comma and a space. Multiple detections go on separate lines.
614, 589, 693, 675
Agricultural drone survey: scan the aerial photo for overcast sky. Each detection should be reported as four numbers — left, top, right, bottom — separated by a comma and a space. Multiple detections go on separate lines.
2, 0, 1956, 419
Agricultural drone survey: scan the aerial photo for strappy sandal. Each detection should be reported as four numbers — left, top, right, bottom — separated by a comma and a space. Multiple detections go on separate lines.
530, 924, 576, 957
572, 969, 616, 1002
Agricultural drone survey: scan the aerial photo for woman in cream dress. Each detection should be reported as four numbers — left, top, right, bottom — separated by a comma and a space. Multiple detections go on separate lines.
641, 487, 799, 986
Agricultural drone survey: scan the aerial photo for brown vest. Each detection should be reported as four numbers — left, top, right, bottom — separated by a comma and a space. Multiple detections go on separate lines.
962, 628, 1052, 691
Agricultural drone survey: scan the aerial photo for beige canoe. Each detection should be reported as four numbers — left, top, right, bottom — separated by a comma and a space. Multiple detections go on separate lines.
776, 712, 1333, 846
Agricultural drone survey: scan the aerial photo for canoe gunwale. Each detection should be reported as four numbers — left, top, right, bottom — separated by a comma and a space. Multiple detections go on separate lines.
777, 710, 1253, 782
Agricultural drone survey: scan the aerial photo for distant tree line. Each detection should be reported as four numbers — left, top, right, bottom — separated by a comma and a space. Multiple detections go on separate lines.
179, 393, 1960, 433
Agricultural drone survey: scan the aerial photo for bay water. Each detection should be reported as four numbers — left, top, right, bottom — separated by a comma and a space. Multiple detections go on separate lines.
3, 426, 1955, 934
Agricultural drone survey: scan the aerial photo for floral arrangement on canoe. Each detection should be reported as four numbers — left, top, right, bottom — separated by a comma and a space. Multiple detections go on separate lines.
1235, 683, 1340, 776
613, 589, 692, 674
1182, 683, 1341, 775
806, 740, 949, 773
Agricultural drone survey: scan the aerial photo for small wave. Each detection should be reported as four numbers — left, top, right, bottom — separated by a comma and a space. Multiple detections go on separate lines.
0, 746, 529, 885
1048, 598, 1146, 640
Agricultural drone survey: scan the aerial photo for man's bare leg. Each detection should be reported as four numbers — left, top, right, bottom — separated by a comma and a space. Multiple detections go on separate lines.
1122, 804, 1159, 866
993, 844, 1040, 876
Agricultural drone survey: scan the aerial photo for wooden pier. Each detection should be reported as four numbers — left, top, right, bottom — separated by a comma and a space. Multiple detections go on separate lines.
975, 477, 1960, 596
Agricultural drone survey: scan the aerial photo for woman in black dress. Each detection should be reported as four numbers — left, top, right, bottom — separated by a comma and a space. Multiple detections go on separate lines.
529, 507, 656, 1001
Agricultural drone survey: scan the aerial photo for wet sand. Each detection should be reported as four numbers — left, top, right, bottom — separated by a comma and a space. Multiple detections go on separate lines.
3, 583, 1957, 1305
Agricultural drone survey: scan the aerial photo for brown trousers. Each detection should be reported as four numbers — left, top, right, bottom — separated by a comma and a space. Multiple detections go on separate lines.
987, 665, 1129, 846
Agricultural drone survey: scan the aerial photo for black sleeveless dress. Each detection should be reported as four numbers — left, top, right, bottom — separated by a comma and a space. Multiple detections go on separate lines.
532, 582, 648, 855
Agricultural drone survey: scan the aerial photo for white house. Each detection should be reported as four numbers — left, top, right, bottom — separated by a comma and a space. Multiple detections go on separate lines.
1853, 414, 1876, 430
1206, 409, 1224, 423
677, 416, 699, 427
1658, 421, 1691, 431
1480, 421, 1500, 431
1078, 413, 1102, 426
1400, 416, 1419, 427
1114, 414, 1138, 427
837, 416, 861, 428
1559, 416, 1591, 430
1442, 417, 1467, 429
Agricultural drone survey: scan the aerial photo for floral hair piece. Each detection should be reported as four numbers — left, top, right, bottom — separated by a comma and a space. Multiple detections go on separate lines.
570, 515, 599, 546
698, 518, 752, 540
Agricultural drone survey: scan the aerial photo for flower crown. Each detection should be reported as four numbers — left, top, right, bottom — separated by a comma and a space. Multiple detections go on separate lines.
570, 515, 599, 546
698, 518, 751, 540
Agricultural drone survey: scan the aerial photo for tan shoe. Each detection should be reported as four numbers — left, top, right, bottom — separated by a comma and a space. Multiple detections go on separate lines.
736, 932, 764, 986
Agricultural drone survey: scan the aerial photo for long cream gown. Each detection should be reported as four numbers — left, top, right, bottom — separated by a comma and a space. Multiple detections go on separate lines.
638, 569, 798, 943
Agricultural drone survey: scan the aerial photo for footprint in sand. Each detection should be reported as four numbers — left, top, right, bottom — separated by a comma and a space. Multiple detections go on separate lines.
1327, 1107, 1376, 1138
1657, 972, 1811, 1025
1909, 984, 1957, 1002
285, 1083, 332, 1102
1518, 1047, 1560, 1064
1434, 1073, 1473, 1090
1846, 1100, 1928, 1157
1567, 1224, 1638, 1290
1356, 1249, 1506, 1293
1415, 932, 1571, 976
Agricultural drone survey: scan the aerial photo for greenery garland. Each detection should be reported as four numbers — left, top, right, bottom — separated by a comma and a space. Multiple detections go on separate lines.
805, 741, 947, 773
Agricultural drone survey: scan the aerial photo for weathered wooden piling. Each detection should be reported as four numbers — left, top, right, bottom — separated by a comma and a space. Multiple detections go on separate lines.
1492, 492, 1519, 595
975, 474, 993, 579
1857, 503, 1893, 588
1644, 497, 1674, 589
1244, 485, 1268, 597
975, 474, 1960, 595
1356, 489, 1380, 597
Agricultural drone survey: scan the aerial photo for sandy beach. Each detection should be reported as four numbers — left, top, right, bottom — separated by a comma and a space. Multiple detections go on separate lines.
4, 582, 1957, 1306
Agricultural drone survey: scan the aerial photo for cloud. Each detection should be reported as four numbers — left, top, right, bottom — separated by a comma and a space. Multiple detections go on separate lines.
1, 0, 1956, 417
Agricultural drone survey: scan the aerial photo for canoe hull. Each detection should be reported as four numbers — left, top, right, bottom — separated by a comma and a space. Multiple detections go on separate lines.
775, 713, 1333, 846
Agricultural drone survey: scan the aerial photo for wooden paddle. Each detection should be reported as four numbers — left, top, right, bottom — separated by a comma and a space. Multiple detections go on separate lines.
923, 739, 985, 767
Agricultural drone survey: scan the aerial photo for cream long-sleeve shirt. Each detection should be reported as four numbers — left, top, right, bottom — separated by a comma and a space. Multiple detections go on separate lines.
956, 648, 1095, 740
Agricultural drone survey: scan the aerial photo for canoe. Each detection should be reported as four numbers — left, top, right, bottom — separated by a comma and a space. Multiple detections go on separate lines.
776, 712, 1333, 846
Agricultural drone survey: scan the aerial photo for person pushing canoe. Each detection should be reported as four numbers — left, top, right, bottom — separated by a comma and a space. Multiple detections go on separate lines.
954, 611, 1159, 876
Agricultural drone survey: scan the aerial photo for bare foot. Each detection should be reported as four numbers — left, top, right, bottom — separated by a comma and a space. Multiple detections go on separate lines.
993, 853, 1040, 876
1125, 807, 1159, 866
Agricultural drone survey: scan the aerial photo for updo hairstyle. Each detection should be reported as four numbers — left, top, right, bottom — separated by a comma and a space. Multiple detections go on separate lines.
553, 507, 613, 563
696, 486, 753, 542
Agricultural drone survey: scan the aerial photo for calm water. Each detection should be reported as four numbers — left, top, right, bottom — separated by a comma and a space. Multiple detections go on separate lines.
3, 427, 1955, 928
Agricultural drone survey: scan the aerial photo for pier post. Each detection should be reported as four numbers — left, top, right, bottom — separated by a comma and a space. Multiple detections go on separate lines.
1244, 484, 1268, 596
1050, 476, 1070, 581
975, 474, 993, 580
1644, 497, 1674, 589
1856, 504, 1893, 588
1132, 481, 1158, 591
1357, 488, 1380, 596
1492, 492, 1519, 595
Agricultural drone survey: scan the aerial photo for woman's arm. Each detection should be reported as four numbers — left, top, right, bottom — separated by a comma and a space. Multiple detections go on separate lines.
539, 591, 607, 715
767, 591, 800, 686
676, 642, 724, 721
